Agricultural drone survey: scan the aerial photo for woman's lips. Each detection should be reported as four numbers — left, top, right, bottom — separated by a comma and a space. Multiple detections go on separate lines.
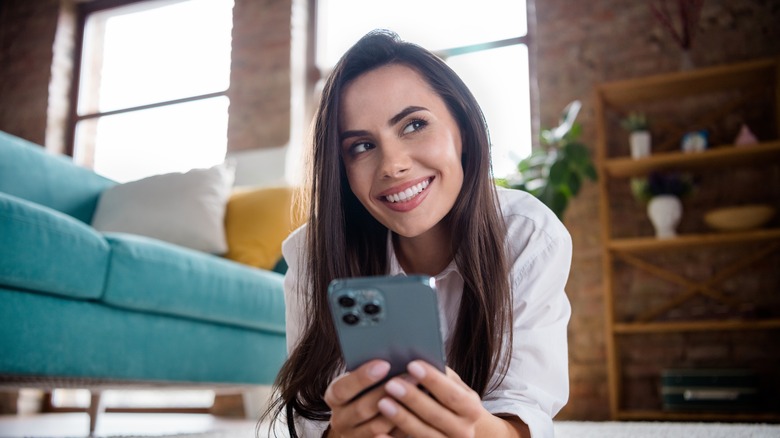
383, 178, 430, 203
378, 176, 433, 212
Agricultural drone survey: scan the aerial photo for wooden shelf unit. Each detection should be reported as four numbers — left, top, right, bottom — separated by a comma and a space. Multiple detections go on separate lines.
595, 58, 780, 422
603, 140, 780, 178
614, 319, 780, 334
608, 227, 780, 253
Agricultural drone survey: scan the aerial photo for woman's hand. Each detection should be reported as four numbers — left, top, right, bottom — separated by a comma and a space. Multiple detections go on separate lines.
324, 359, 401, 438
375, 361, 528, 438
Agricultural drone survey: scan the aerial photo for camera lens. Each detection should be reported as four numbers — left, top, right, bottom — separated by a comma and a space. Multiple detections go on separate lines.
363, 302, 381, 315
338, 295, 356, 308
342, 312, 360, 325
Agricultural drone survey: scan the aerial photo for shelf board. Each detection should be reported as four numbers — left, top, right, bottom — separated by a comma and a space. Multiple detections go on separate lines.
596, 58, 779, 106
617, 409, 780, 422
602, 141, 780, 178
614, 319, 780, 334
608, 228, 780, 253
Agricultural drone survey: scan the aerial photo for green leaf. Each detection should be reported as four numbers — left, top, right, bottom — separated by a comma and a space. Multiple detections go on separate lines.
539, 184, 556, 207
551, 191, 568, 220
568, 173, 582, 196
549, 160, 568, 185
564, 142, 589, 164
563, 122, 582, 142
584, 163, 598, 181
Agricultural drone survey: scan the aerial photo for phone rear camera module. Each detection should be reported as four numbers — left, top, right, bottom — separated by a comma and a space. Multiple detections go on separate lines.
338, 295, 356, 308
342, 312, 360, 325
363, 302, 381, 315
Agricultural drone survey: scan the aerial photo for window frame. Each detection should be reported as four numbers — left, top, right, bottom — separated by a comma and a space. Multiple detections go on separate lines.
67, 0, 231, 167
305, 0, 540, 154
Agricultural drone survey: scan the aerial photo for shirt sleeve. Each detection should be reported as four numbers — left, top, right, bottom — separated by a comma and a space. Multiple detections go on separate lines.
482, 204, 573, 438
281, 225, 331, 438
282, 225, 307, 355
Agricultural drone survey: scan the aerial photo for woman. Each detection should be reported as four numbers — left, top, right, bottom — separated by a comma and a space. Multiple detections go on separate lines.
264, 30, 572, 438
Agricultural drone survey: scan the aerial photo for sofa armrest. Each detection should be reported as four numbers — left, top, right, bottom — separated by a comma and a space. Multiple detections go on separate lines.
0, 131, 115, 224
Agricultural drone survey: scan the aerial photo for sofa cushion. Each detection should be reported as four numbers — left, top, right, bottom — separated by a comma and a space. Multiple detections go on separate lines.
0, 131, 116, 224
0, 193, 110, 300
92, 162, 235, 254
101, 233, 286, 334
224, 186, 299, 270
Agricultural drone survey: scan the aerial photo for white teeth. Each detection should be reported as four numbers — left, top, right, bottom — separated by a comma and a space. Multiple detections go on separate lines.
385, 179, 430, 203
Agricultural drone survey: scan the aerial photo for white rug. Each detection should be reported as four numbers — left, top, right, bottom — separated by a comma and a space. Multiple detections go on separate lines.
554, 421, 780, 437
84, 421, 780, 438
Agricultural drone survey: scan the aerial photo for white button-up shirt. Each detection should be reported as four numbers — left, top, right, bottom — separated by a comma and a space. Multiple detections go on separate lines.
282, 188, 572, 437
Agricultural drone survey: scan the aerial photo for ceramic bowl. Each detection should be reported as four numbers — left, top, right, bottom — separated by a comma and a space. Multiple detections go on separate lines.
704, 204, 775, 231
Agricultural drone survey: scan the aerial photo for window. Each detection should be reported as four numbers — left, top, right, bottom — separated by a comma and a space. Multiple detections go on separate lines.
316, 0, 531, 178
71, 0, 234, 183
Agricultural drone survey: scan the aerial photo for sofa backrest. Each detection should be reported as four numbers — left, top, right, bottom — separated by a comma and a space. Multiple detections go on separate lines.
0, 131, 116, 224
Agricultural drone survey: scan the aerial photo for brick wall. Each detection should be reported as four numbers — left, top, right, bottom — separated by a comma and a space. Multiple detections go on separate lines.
535, 0, 780, 419
0, 0, 292, 153
228, 0, 291, 151
0, 0, 60, 146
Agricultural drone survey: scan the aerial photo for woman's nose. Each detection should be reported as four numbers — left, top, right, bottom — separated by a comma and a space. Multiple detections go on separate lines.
379, 143, 412, 178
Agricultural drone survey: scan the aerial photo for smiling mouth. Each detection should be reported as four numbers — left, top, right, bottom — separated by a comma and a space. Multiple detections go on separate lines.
384, 178, 431, 203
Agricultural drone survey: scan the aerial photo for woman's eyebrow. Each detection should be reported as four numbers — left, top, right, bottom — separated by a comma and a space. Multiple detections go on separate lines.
389, 106, 428, 126
340, 106, 429, 143
340, 129, 370, 143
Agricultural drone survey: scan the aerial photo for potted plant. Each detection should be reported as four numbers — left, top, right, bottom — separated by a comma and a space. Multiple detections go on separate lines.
621, 112, 651, 159
496, 100, 597, 220
631, 171, 694, 238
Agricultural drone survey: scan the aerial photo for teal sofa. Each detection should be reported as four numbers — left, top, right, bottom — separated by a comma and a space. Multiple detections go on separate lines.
0, 131, 287, 428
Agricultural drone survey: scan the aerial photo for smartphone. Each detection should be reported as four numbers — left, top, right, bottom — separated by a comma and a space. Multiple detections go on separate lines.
328, 275, 446, 380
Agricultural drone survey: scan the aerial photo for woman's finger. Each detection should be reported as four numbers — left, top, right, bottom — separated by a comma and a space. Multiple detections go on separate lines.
406, 361, 483, 420
324, 360, 391, 408
329, 381, 394, 433
381, 374, 470, 436
378, 360, 484, 438
377, 395, 447, 438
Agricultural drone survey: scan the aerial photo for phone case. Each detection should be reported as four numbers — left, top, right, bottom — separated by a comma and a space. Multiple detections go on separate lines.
328, 275, 446, 379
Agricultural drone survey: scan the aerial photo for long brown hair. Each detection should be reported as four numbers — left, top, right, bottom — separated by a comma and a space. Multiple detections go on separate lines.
262, 30, 511, 436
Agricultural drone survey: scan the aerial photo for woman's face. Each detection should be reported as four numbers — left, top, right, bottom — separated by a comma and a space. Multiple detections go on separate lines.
339, 63, 464, 239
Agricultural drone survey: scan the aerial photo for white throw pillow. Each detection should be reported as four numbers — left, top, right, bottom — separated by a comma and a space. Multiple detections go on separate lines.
92, 161, 236, 254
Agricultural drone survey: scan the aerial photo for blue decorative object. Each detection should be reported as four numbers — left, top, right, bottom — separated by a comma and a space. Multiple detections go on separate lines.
681, 130, 708, 153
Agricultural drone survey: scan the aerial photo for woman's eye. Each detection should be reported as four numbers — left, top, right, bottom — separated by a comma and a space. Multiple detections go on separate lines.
402, 119, 427, 135
350, 142, 374, 155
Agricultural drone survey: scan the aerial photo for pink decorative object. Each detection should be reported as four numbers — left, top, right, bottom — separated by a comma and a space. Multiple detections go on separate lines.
734, 124, 758, 146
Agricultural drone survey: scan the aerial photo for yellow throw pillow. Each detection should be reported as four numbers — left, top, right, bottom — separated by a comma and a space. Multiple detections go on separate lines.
224, 186, 300, 270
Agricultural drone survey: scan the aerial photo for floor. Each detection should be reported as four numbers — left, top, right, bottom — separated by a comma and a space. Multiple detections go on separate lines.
0, 412, 259, 437
5, 414, 780, 438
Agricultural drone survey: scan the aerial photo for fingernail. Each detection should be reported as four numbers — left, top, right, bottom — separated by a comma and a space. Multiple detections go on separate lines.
408, 361, 426, 379
378, 397, 398, 417
385, 379, 406, 398
369, 361, 391, 380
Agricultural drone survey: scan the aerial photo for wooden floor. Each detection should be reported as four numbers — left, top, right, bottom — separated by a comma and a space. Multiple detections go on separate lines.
0, 412, 259, 437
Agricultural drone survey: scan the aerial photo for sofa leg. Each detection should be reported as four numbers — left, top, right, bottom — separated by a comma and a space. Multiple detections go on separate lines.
87, 391, 103, 436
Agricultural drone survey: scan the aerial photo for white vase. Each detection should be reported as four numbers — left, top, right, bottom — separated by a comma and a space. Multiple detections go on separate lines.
630, 131, 651, 159
647, 195, 682, 239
